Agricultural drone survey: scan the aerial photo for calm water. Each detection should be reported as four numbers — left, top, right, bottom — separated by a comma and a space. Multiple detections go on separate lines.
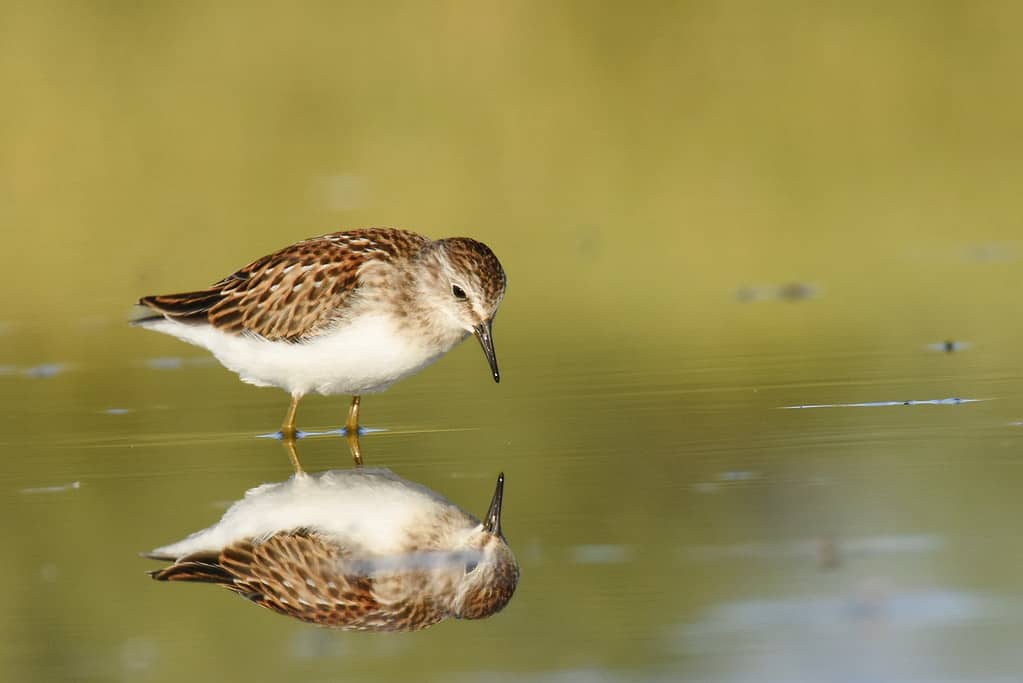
4, 3, 1023, 682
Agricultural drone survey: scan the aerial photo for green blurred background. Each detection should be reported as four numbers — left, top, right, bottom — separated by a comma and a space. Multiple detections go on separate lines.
3, 2, 1023, 681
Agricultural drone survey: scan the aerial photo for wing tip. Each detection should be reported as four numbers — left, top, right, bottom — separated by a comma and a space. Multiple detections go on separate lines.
130, 290, 223, 325
145, 550, 233, 584
129, 302, 165, 326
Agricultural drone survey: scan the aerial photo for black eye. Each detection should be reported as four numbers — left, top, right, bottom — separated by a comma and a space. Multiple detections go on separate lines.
452, 285, 467, 300
464, 560, 478, 574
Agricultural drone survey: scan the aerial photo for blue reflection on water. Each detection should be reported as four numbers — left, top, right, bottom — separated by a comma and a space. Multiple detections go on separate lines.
781, 397, 985, 409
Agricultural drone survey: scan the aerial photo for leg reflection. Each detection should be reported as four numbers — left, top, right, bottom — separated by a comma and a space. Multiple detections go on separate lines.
281, 437, 305, 475
279, 420, 363, 470
345, 429, 363, 467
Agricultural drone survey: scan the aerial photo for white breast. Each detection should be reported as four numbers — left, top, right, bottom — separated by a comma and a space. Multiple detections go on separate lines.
141, 315, 466, 397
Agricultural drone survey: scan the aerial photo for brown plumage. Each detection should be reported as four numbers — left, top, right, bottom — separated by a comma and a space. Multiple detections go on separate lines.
151, 531, 417, 630
146, 469, 519, 632
137, 228, 431, 342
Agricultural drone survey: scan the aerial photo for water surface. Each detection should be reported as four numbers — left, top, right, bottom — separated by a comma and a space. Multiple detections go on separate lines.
4, 3, 1023, 682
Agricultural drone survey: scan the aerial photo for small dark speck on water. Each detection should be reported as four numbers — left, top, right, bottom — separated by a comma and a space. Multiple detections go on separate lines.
777, 282, 818, 301
927, 340, 970, 353
735, 282, 819, 303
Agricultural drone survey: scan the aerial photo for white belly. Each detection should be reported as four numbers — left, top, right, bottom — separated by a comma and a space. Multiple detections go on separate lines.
140, 314, 465, 397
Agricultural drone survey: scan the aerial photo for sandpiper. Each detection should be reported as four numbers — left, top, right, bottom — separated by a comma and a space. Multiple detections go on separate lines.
133, 228, 506, 441
146, 468, 519, 631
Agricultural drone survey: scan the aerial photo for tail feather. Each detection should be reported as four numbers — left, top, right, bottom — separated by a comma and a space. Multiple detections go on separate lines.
149, 552, 234, 584
134, 289, 225, 325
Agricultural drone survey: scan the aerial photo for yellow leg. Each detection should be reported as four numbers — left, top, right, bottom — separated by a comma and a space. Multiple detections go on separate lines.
345, 395, 362, 466
281, 394, 301, 440
282, 439, 305, 475
345, 395, 361, 434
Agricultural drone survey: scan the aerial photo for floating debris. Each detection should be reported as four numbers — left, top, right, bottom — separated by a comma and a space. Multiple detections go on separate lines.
22, 363, 66, 378
777, 282, 818, 301
735, 282, 819, 303
570, 544, 632, 564
21, 481, 81, 494
144, 356, 215, 370
104, 408, 132, 415
781, 397, 985, 409
927, 340, 971, 353
716, 470, 761, 482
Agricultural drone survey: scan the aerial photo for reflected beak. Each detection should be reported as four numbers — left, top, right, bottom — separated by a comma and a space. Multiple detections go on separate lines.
473, 319, 500, 383
482, 472, 505, 536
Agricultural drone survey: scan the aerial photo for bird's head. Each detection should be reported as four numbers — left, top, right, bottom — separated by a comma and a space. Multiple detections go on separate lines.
418, 237, 506, 382
450, 472, 519, 619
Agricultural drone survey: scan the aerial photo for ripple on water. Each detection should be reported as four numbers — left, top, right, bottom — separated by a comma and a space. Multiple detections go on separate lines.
143, 356, 216, 370
570, 544, 633, 565
780, 397, 985, 409
666, 584, 1022, 681
21, 481, 81, 494
22, 363, 68, 378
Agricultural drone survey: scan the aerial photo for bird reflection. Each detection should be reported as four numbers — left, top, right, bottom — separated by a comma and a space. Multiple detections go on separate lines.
145, 467, 518, 631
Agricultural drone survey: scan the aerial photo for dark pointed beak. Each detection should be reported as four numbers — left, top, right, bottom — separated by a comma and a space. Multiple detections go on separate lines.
473, 319, 500, 383
482, 472, 505, 536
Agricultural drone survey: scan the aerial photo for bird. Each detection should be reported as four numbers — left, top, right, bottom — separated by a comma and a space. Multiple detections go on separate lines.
133, 228, 506, 440
145, 467, 519, 631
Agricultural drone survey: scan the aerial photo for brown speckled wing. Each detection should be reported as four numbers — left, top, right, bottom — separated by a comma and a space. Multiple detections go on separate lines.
217, 532, 386, 628
152, 531, 380, 626
151, 530, 441, 631
138, 228, 428, 341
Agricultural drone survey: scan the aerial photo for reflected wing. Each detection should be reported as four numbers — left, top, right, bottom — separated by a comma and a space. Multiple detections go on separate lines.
136, 228, 426, 341
151, 530, 376, 623
149, 530, 439, 630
